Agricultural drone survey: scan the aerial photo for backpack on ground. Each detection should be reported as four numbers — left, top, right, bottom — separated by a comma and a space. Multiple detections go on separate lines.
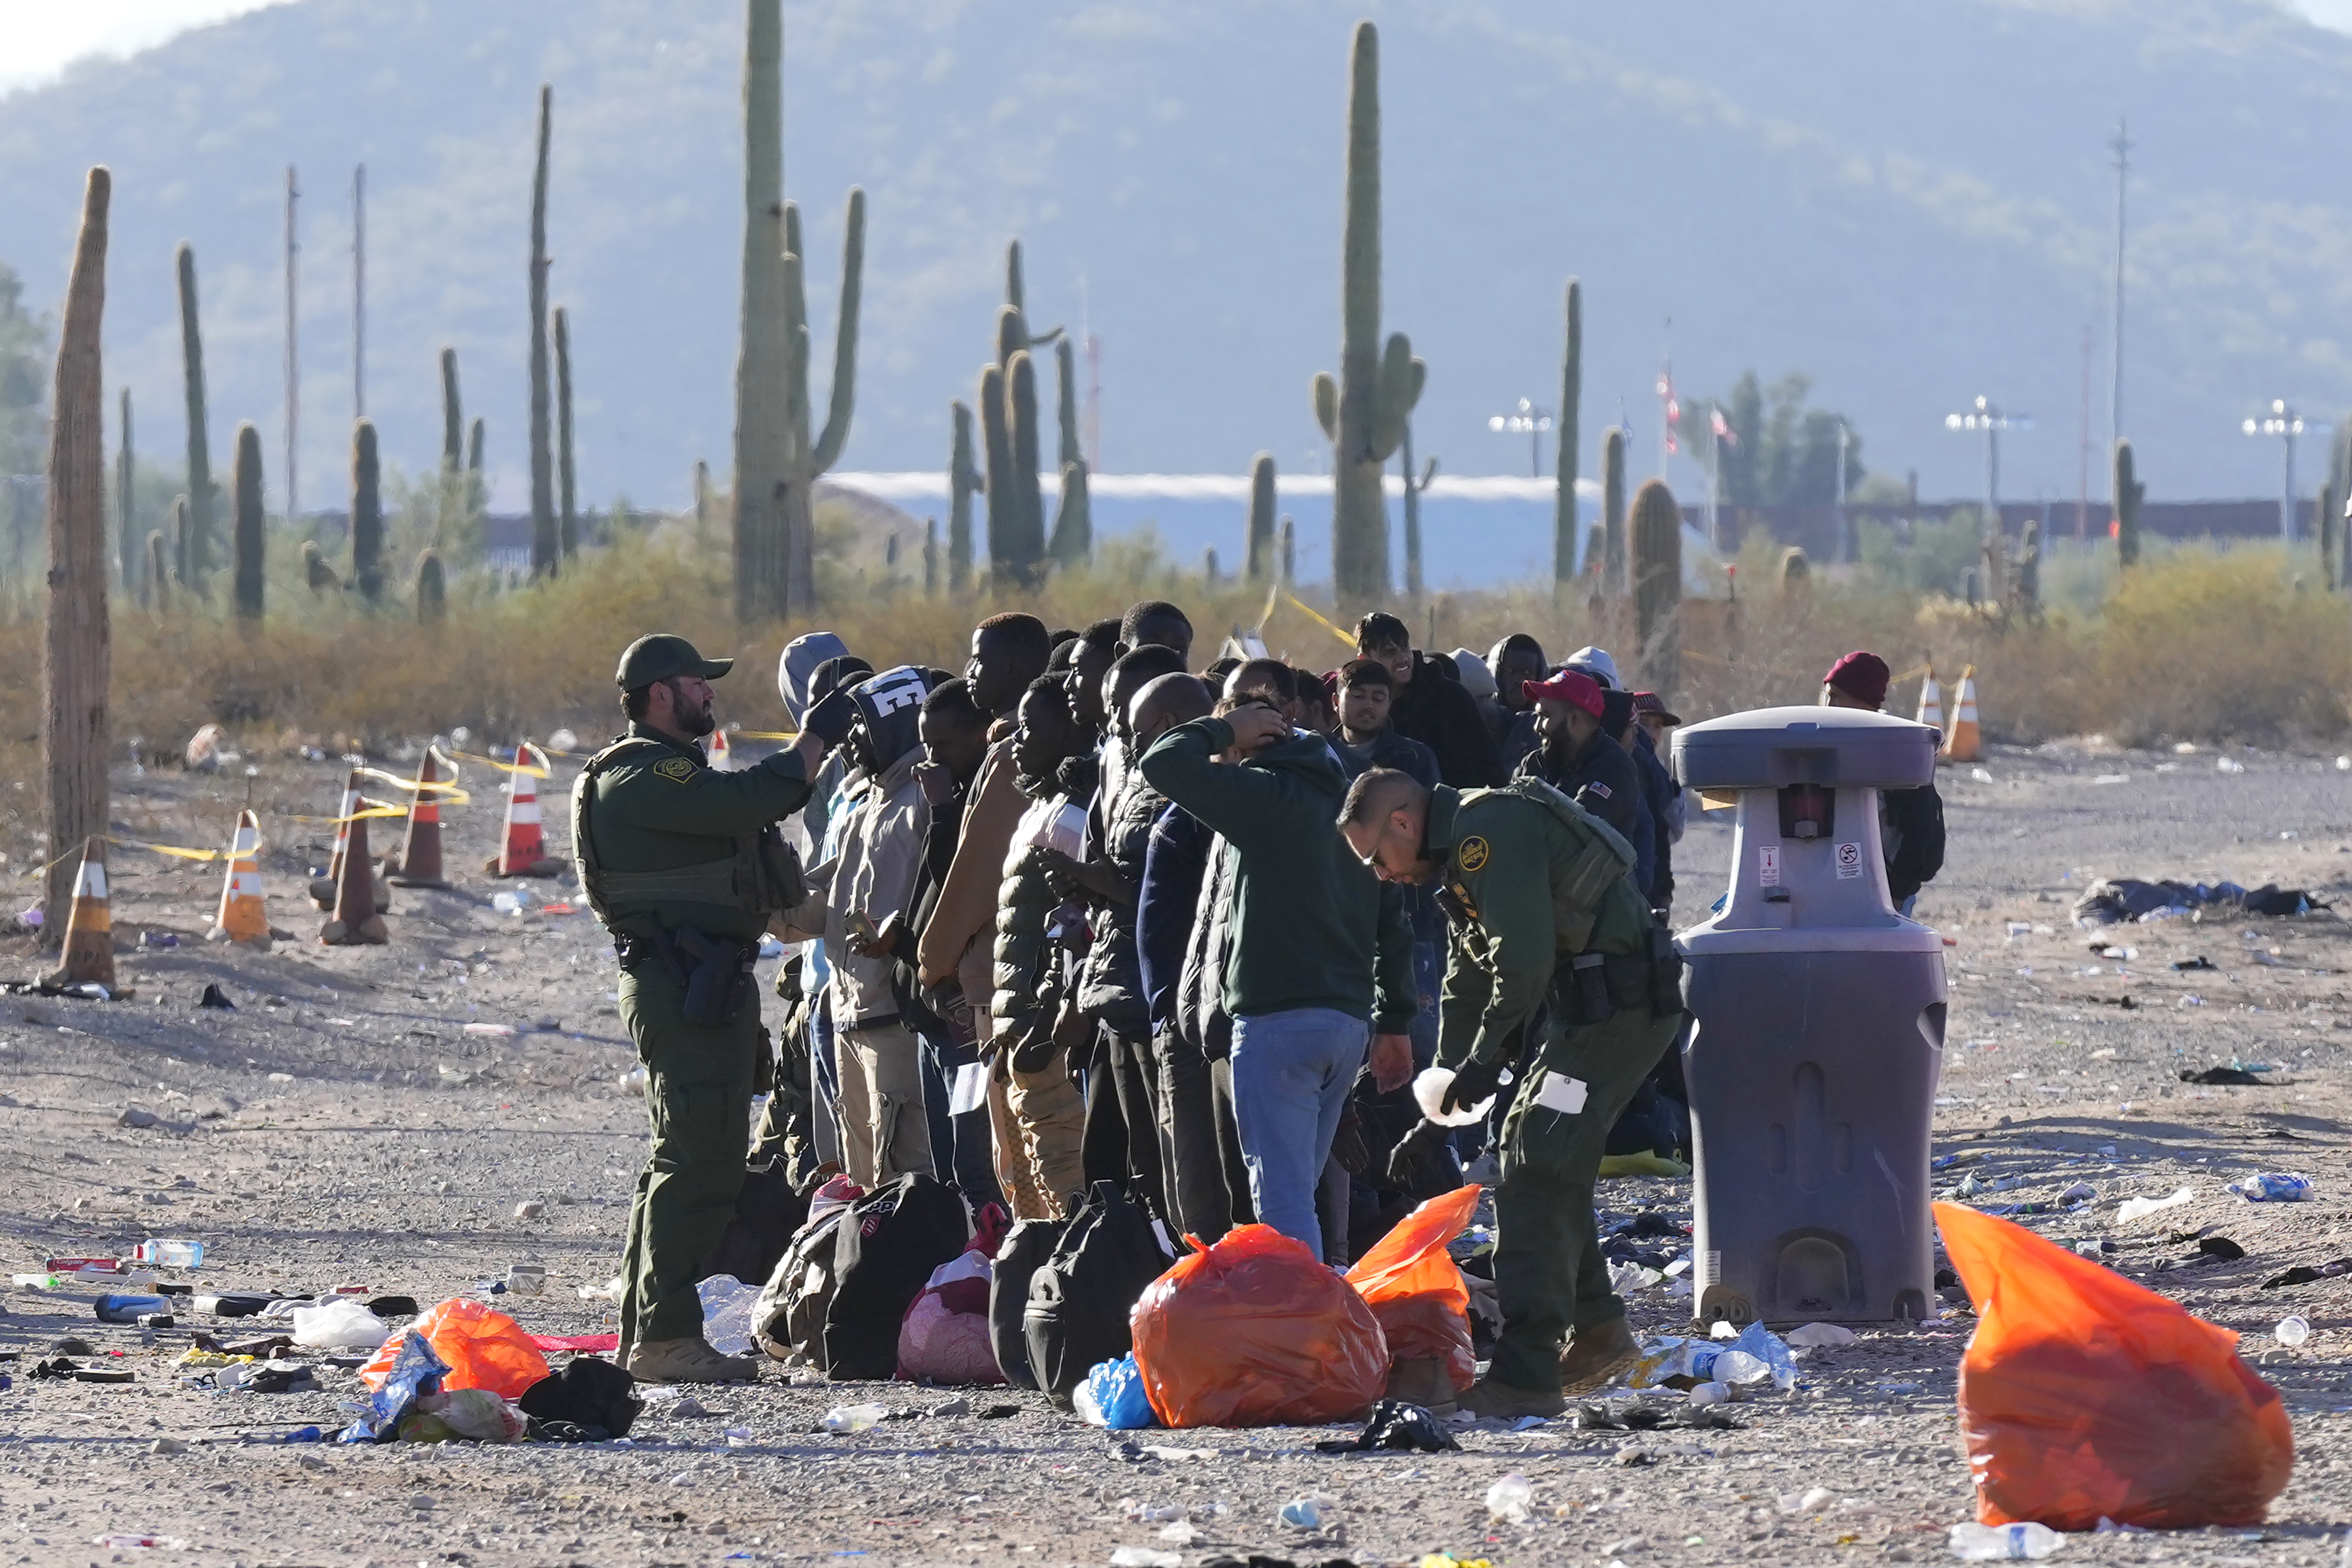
988, 1218, 1068, 1390
753, 1175, 864, 1360
697, 1158, 811, 1290
1023, 1181, 1176, 1410
817, 1172, 972, 1380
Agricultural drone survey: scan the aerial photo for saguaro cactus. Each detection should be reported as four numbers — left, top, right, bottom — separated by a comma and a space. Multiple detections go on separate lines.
1554, 278, 1582, 590
977, 366, 1017, 585
772, 188, 864, 615
437, 346, 463, 547
2016, 518, 2042, 617
1048, 336, 1090, 564
116, 386, 136, 598
466, 417, 485, 532
923, 516, 939, 596
2113, 438, 2144, 568
1312, 20, 1423, 608
416, 549, 446, 623
732, 0, 791, 621
527, 84, 557, 580
2320, 480, 2339, 593
1629, 478, 1682, 699
1005, 350, 1047, 580
146, 531, 169, 612
1245, 453, 1277, 580
172, 495, 190, 594
44, 167, 111, 940
555, 306, 577, 558
949, 400, 981, 593
1400, 421, 1436, 600
175, 243, 214, 583
1280, 515, 1297, 585
231, 422, 264, 623
350, 417, 383, 600
1601, 426, 1628, 595
692, 458, 711, 549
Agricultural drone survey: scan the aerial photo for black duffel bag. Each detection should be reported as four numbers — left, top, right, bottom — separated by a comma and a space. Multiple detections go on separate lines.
1022, 1181, 1174, 1410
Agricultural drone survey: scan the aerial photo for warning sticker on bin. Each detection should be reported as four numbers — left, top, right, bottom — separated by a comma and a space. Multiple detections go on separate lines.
1757, 845, 1782, 887
1835, 841, 1863, 879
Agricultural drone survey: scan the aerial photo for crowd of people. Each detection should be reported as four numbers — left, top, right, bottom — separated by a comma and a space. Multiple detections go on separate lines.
580, 602, 1942, 1400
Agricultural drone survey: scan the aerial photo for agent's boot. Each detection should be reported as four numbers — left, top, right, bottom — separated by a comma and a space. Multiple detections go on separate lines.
1454, 1375, 1567, 1421
1558, 1316, 1642, 1397
624, 1337, 762, 1384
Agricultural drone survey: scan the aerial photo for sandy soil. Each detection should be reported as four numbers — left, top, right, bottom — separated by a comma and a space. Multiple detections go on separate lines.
5, 736, 2352, 1567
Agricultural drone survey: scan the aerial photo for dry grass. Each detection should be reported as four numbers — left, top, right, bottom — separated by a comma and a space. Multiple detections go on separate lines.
0, 531, 2345, 786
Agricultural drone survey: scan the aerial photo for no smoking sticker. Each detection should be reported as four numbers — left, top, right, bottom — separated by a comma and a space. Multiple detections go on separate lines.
1835, 841, 1864, 879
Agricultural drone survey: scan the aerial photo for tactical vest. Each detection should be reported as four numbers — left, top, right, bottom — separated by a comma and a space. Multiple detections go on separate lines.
572, 736, 808, 930
1457, 776, 1639, 955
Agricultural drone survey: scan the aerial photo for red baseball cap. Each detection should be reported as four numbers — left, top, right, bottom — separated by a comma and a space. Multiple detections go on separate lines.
1524, 668, 1605, 719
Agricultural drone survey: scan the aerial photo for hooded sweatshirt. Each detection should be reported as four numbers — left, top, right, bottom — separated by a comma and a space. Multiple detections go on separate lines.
1139, 717, 1413, 1029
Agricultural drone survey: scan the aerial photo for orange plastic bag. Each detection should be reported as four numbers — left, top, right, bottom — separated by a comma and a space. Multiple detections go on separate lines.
361, 1297, 551, 1401
1132, 1224, 1388, 1428
1936, 1201, 2293, 1530
1345, 1184, 1480, 1393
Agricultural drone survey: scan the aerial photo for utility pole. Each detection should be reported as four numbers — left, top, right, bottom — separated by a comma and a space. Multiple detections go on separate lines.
2108, 119, 2131, 463
2076, 325, 2093, 542
284, 164, 301, 519
352, 164, 365, 420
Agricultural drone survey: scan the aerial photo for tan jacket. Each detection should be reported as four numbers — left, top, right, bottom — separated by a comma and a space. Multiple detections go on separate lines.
916, 724, 1026, 1005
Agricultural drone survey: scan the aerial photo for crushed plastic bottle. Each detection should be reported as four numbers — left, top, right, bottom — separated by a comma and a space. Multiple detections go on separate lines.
1278, 1495, 1330, 1529
1712, 1348, 1771, 1385
2275, 1315, 2311, 1347
1484, 1474, 1533, 1524
1686, 1381, 1731, 1407
2230, 1172, 2314, 1203
1729, 1320, 1797, 1391
1948, 1520, 2065, 1560
820, 1402, 889, 1434
698, 1274, 760, 1356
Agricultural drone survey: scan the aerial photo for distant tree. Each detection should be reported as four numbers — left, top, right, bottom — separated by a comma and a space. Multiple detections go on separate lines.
1698, 370, 1863, 508
0, 261, 53, 475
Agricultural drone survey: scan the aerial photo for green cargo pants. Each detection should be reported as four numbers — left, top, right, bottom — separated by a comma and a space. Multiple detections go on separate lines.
618, 962, 762, 1348
1484, 1002, 1682, 1392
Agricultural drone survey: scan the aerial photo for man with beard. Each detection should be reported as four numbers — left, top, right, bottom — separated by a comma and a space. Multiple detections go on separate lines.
576, 634, 850, 1383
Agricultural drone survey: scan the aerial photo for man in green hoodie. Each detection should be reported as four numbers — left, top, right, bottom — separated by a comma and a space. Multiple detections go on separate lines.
1139, 697, 1416, 1252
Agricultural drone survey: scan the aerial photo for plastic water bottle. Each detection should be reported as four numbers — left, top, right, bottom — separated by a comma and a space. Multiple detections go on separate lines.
94, 1293, 171, 1323
820, 1402, 888, 1433
1948, 1522, 2065, 1560
2230, 1173, 2314, 1203
1484, 1475, 1533, 1524
2276, 1315, 2311, 1347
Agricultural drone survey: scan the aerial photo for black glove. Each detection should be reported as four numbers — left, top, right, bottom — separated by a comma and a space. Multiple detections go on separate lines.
803, 689, 858, 747
1384, 1117, 1453, 1191
1331, 1107, 1371, 1176
1440, 1053, 1507, 1119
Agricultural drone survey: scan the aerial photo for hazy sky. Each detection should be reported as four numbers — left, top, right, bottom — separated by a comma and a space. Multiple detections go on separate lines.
5, 0, 2351, 95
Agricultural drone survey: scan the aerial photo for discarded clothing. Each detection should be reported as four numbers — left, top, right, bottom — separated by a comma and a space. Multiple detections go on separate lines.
2074, 879, 2325, 926
1313, 1399, 1462, 1454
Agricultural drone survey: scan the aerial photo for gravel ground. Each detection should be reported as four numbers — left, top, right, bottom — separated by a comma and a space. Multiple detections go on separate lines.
5, 738, 2352, 1567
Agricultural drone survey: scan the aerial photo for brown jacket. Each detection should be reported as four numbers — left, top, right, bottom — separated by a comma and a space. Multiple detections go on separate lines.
915, 723, 1026, 1006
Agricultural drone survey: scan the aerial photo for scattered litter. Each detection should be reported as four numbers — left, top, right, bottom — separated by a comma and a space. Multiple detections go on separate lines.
1686, 1381, 1731, 1407
1108, 1551, 1181, 1568
1786, 1322, 1857, 1348
1075, 1354, 1158, 1431
2261, 1259, 2350, 1289
1314, 1399, 1460, 1454
290, 1298, 391, 1350
697, 1275, 761, 1357
1278, 1495, 1329, 1529
1948, 1521, 2065, 1560
2217, 757, 2246, 775
515, 1201, 546, 1220
91, 1535, 188, 1552
821, 1403, 889, 1434
2274, 1316, 2310, 1348
1484, 1474, 1533, 1524
2115, 1187, 2195, 1224
1779, 1486, 1835, 1513
2229, 1173, 2312, 1203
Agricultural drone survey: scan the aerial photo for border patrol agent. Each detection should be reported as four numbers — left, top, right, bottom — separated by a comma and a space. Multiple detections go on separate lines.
1339, 765, 1686, 1418
576, 633, 852, 1384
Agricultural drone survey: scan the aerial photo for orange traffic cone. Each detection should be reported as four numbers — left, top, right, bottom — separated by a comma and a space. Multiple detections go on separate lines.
42, 837, 124, 995
1915, 666, 1944, 739
707, 727, 735, 771
387, 746, 451, 888
309, 770, 363, 909
319, 811, 389, 945
485, 742, 564, 877
205, 810, 273, 951
1942, 664, 1981, 763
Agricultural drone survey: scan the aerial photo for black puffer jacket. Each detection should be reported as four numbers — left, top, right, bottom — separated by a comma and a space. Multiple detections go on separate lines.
1075, 774, 1167, 1027
1389, 651, 1505, 789
990, 787, 1074, 1049
1176, 829, 1235, 1060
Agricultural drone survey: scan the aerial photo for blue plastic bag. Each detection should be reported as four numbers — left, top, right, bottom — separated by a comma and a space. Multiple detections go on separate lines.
1074, 1354, 1158, 1431
339, 1331, 451, 1443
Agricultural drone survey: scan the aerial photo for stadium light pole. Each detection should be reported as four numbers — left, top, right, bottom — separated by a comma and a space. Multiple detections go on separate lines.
1486, 398, 1552, 478
1944, 397, 2031, 534
2242, 400, 2323, 543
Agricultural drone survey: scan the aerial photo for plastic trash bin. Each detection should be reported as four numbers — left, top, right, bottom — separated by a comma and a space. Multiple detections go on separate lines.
1672, 705, 1947, 1325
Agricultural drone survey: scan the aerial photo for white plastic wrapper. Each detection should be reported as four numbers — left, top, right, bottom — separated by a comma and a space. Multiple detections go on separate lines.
1413, 1066, 1498, 1128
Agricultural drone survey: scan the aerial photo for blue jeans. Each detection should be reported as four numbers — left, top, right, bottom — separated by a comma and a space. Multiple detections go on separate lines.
1229, 1007, 1370, 1253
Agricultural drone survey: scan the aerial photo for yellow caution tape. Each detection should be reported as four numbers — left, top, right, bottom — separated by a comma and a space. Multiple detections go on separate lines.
1279, 591, 1360, 651
291, 798, 409, 826
447, 745, 551, 779
729, 730, 801, 741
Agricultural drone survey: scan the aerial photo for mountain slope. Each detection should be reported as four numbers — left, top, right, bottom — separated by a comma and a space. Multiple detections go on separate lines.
1, 0, 2347, 532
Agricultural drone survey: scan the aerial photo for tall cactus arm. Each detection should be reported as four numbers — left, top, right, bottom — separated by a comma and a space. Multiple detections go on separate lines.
1367, 332, 1423, 461
1313, 373, 1339, 440
810, 186, 864, 475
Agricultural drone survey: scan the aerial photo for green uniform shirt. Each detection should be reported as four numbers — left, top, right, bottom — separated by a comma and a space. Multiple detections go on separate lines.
1427, 781, 1652, 1068
580, 721, 814, 944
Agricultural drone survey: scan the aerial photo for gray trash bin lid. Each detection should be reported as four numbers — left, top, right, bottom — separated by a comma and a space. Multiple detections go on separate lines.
1673, 705, 1937, 791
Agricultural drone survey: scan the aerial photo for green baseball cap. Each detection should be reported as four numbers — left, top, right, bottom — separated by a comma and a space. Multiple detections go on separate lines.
615, 633, 733, 690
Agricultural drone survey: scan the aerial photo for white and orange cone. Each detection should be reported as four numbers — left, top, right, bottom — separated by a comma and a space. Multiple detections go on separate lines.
1915, 666, 1944, 739
319, 812, 390, 945
1942, 664, 1981, 763
387, 746, 451, 889
485, 742, 564, 878
707, 727, 736, 772
205, 810, 273, 950
312, 768, 392, 913
42, 837, 123, 994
